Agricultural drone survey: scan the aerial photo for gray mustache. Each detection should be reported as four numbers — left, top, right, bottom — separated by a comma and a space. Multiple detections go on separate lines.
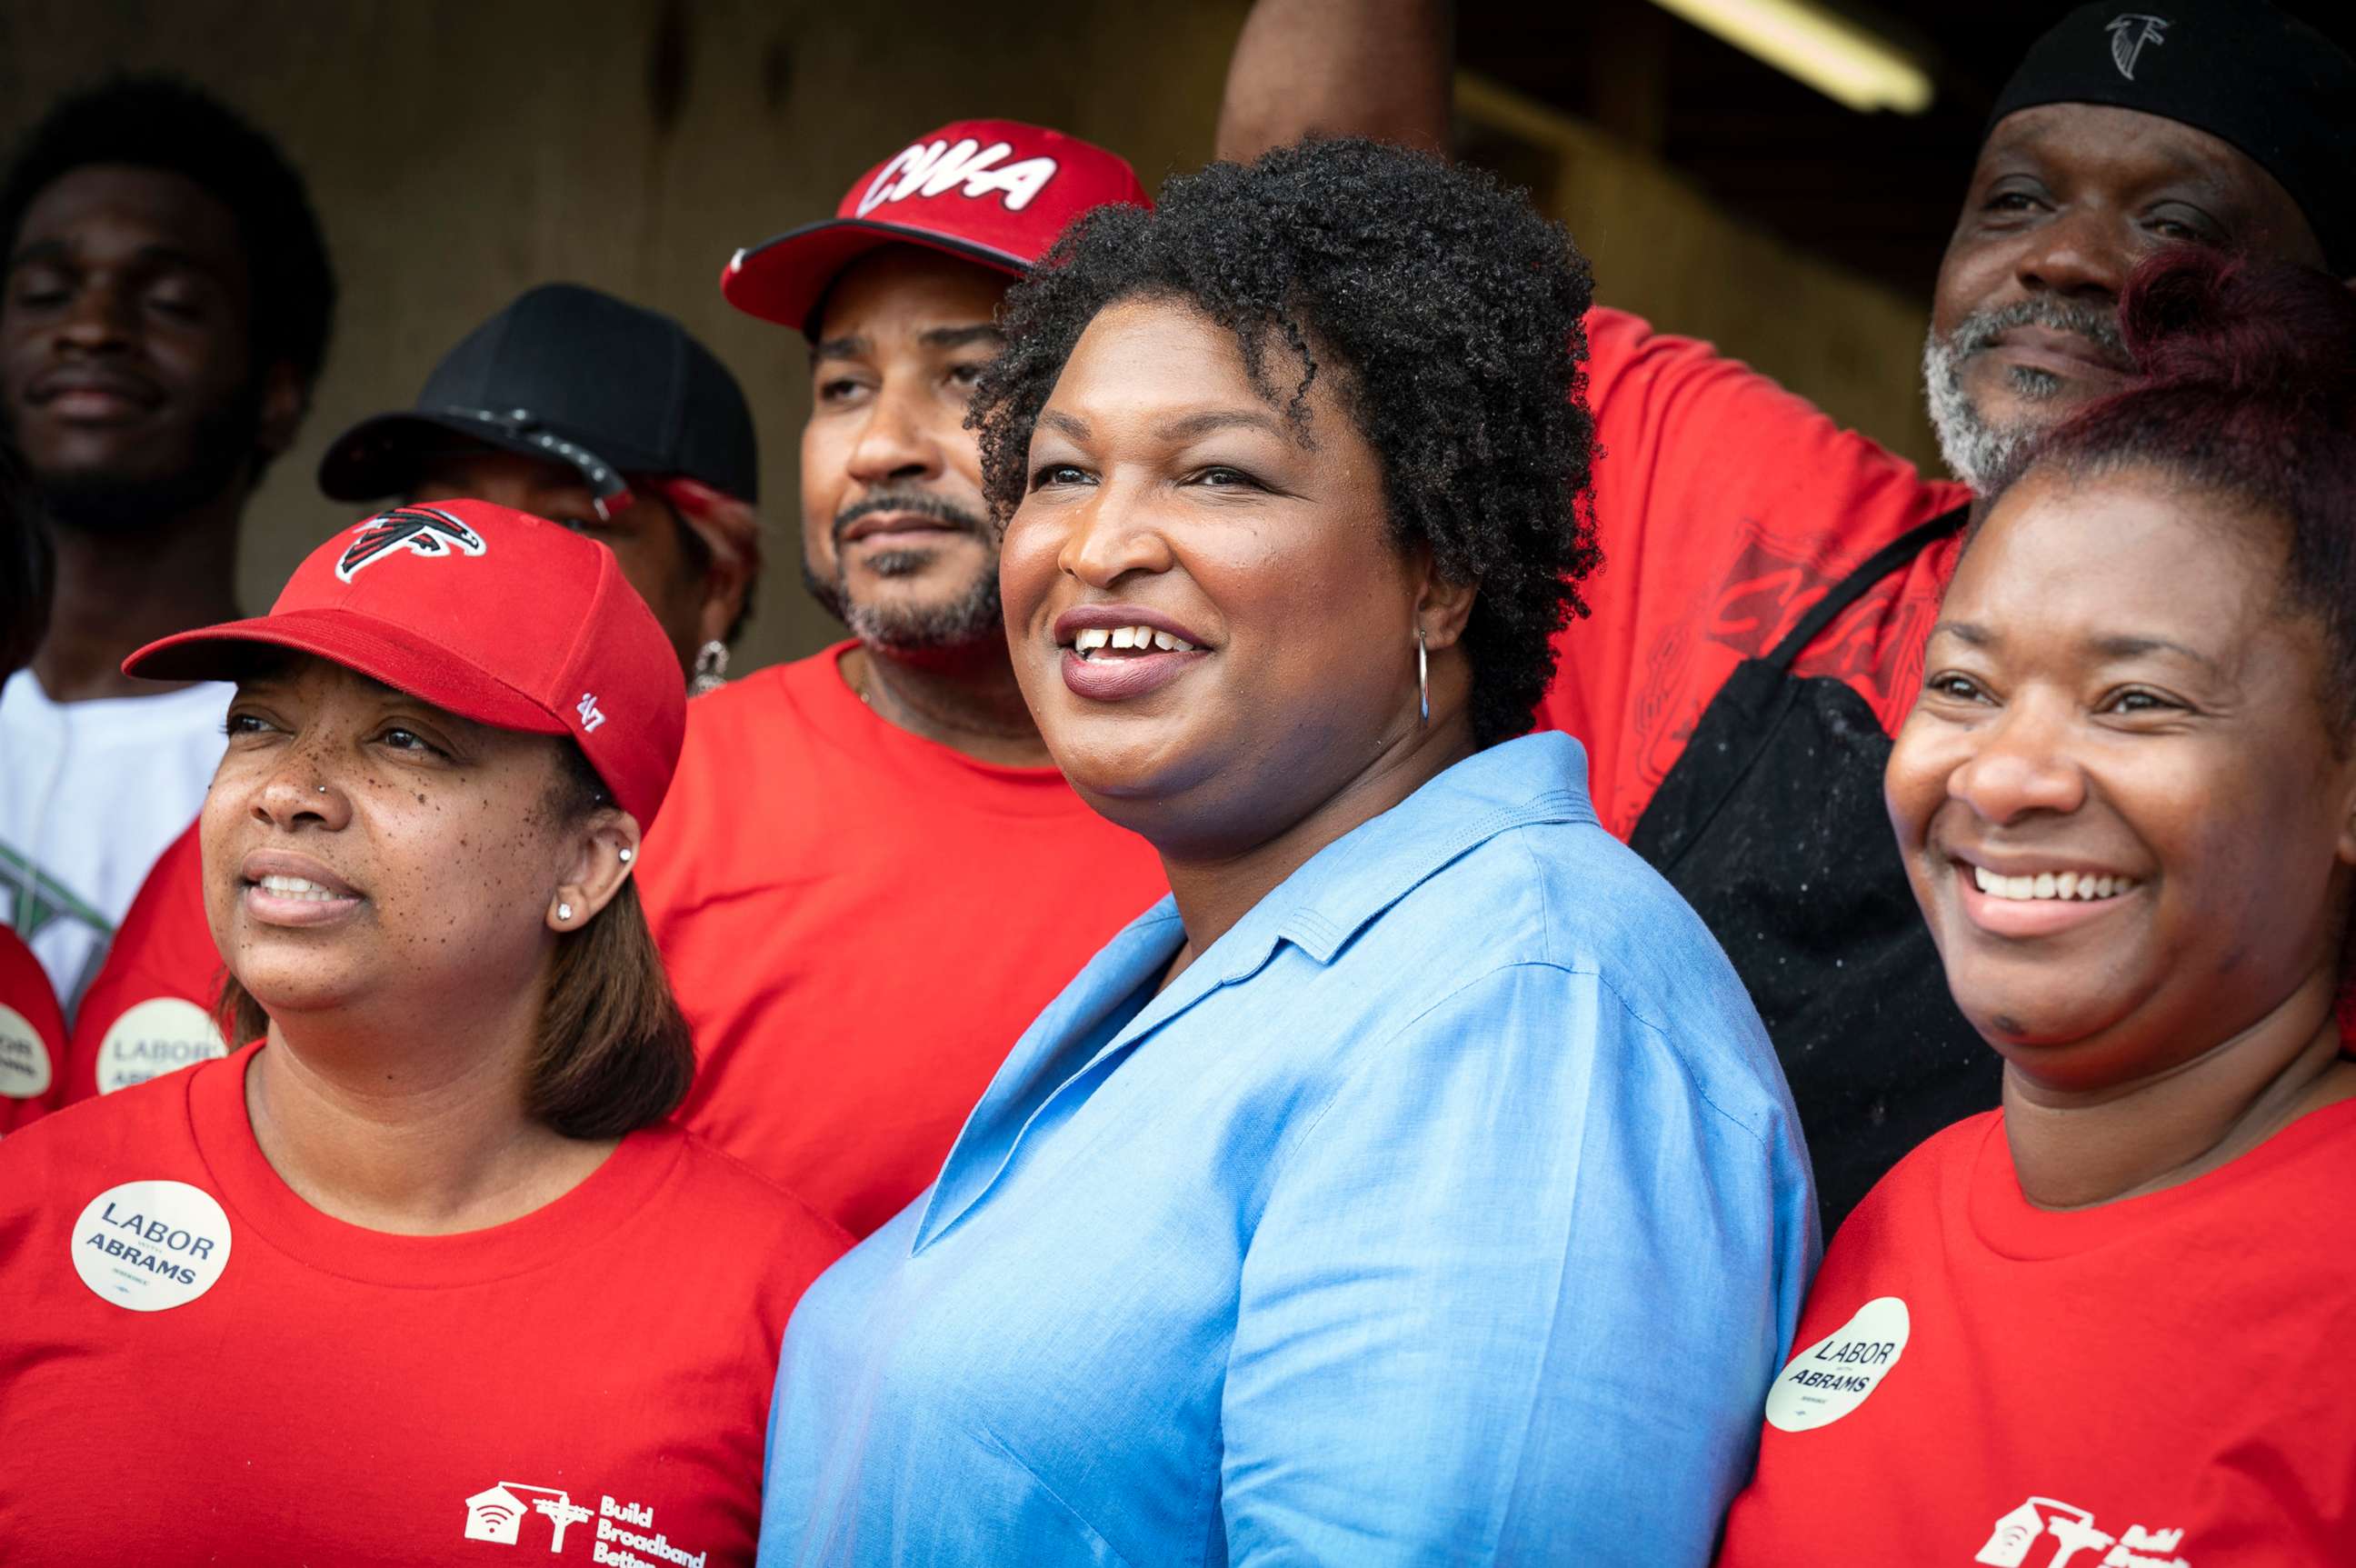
1943, 296, 2126, 363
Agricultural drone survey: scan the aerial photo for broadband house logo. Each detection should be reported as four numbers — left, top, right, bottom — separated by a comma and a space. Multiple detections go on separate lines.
464, 1483, 590, 1552
1975, 1495, 2191, 1568
463, 1482, 711, 1564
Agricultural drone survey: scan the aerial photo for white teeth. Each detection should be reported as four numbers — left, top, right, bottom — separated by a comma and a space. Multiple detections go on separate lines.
1072, 624, 1196, 658
257, 874, 340, 902
1972, 864, 2138, 903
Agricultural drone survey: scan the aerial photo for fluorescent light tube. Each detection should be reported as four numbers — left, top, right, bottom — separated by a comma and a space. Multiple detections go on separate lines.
1649, 0, 1934, 115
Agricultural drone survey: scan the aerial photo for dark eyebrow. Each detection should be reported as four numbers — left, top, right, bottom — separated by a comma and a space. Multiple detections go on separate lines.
1931, 620, 2225, 677
2087, 634, 2225, 676
5, 238, 71, 273
1155, 407, 1300, 446
813, 323, 1000, 363
1037, 409, 1092, 441
919, 323, 1003, 351
6, 238, 221, 278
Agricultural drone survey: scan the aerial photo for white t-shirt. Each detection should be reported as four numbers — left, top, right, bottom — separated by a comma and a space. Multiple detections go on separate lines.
0, 670, 230, 1014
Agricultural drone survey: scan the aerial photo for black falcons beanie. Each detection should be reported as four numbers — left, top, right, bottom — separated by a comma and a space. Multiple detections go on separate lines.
1988, 1, 2355, 275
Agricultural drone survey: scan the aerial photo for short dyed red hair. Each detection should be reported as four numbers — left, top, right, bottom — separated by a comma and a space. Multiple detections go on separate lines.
1998, 248, 2356, 724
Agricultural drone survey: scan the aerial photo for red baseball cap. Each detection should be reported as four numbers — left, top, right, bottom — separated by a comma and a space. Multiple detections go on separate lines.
123, 501, 685, 828
721, 118, 1151, 334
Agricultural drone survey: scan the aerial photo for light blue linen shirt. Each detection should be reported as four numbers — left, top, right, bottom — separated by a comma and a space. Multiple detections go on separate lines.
758, 733, 1817, 1567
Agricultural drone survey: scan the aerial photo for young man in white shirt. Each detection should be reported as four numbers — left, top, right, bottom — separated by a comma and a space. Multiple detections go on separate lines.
0, 77, 333, 1012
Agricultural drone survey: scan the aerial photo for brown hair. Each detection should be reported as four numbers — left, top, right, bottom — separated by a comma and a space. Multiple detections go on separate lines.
215, 740, 693, 1140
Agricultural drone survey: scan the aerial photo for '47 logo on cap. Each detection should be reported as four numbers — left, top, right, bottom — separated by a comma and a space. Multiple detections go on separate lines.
336, 505, 489, 583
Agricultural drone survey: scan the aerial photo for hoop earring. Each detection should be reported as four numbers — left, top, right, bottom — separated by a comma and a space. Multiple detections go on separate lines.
690, 640, 730, 697
1416, 627, 1430, 727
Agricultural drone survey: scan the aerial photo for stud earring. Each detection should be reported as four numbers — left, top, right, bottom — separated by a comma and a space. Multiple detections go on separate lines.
1416, 627, 1430, 727
557, 903, 574, 922
617, 848, 634, 863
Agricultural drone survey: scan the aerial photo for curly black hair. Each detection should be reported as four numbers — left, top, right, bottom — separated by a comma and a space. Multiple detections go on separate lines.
971, 137, 1598, 747
0, 76, 336, 394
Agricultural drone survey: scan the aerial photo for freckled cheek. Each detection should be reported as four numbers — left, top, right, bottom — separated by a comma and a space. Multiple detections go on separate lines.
196, 761, 270, 924
359, 804, 545, 958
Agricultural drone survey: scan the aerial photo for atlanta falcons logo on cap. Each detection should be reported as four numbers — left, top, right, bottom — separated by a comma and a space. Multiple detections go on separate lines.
335, 505, 489, 583
2107, 14, 2171, 81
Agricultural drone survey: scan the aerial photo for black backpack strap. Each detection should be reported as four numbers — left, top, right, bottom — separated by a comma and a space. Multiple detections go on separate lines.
1766, 504, 1972, 673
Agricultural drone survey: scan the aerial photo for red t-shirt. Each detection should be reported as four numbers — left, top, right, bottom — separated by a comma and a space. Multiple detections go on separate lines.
639, 643, 1166, 1238
0, 1042, 848, 1567
1717, 1102, 2356, 1565
1543, 308, 1972, 839
61, 818, 230, 1106
0, 924, 64, 1134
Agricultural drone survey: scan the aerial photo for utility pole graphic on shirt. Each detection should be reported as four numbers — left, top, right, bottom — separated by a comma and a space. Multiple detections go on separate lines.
463, 1483, 588, 1552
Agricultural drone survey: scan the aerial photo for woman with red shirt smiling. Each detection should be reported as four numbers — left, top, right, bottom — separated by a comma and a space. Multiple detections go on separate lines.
1720, 253, 2356, 1563
0, 499, 844, 1565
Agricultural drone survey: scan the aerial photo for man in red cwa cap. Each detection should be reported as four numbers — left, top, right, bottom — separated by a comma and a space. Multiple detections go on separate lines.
635, 123, 1167, 1239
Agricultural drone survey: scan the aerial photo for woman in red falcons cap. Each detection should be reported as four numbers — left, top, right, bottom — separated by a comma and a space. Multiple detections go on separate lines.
48, 282, 766, 1131
0, 498, 845, 1566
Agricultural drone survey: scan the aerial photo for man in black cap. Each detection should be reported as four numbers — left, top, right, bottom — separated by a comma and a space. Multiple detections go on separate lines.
1218, 0, 2354, 1231
319, 282, 762, 684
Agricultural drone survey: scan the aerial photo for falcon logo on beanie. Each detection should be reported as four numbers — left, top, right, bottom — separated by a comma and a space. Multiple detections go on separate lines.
335, 506, 489, 582
2107, 14, 2171, 79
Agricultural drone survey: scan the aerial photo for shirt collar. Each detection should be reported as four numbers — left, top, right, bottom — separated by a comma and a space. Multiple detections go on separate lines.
908, 733, 1596, 1253
1203, 731, 1597, 979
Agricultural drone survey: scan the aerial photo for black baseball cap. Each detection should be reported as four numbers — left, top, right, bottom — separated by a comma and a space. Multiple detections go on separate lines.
319, 283, 759, 514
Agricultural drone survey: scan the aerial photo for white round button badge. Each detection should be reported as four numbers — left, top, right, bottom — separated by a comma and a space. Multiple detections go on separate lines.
96, 998, 227, 1094
0, 1003, 52, 1100
70, 1180, 233, 1311
1763, 1295, 1911, 1433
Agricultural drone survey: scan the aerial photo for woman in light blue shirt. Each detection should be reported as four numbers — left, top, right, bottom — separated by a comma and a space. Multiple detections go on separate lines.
759, 139, 1817, 1568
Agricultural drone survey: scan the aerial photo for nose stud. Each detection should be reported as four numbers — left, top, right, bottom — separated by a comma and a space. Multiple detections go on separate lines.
315, 784, 328, 794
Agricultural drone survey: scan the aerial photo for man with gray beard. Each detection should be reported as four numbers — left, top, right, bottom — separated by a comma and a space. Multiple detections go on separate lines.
633, 122, 1169, 1239
1219, 0, 2353, 1230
